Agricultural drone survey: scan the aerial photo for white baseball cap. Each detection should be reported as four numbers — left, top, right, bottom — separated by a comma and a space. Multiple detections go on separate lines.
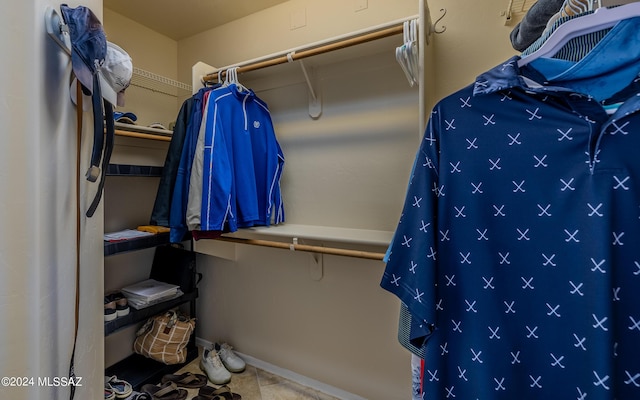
99, 42, 132, 107
70, 41, 132, 108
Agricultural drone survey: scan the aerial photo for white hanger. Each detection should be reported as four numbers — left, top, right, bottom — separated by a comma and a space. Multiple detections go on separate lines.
396, 22, 414, 86
518, 1, 640, 66
219, 68, 229, 87
395, 19, 419, 87
567, 0, 591, 14
228, 67, 249, 93
408, 19, 419, 82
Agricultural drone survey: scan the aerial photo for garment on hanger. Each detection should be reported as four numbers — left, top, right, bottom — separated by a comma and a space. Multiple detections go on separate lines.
520, 10, 610, 61
381, 53, 640, 398
168, 88, 214, 243
163, 80, 285, 243
520, 2, 640, 62
525, 17, 640, 101
185, 83, 285, 234
185, 88, 218, 233
150, 86, 213, 227
510, 0, 565, 51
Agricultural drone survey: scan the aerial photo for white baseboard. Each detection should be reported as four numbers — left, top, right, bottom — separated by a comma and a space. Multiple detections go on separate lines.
196, 337, 367, 400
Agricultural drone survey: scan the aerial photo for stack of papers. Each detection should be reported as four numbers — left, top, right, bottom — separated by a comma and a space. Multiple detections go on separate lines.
104, 229, 154, 242
121, 279, 183, 310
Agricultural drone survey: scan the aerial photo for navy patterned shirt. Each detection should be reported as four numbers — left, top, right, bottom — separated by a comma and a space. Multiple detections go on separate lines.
381, 57, 640, 399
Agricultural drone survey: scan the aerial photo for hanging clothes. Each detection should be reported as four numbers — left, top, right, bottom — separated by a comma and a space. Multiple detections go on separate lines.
150, 86, 211, 227
510, 0, 565, 51
159, 81, 284, 243
185, 83, 285, 234
161, 87, 213, 243
520, 11, 611, 61
381, 49, 640, 398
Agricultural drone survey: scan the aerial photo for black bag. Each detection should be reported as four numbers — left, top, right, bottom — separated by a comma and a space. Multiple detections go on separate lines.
150, 245, 201, 293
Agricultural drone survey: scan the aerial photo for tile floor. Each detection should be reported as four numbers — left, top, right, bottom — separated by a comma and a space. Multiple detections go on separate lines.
173, 351, 343, 400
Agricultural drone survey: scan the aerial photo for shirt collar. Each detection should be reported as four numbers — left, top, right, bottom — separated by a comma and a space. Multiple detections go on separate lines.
472, 56, 640, 121
473, 56, 583, 97
473, 57, 526, 96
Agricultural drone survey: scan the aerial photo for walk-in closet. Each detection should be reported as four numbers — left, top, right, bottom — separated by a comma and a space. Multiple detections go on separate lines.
100, 1, 432, 398
5, 0, 640, 399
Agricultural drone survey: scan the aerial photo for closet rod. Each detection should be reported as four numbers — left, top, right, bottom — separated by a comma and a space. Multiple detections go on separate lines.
215, 236, 385, 261
203, 23, 406, 82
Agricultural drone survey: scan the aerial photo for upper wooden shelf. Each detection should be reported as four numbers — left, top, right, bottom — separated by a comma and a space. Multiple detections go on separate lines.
113, 122, 173, 142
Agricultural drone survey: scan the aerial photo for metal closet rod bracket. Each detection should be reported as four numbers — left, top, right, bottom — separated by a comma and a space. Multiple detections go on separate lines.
286, 51, 322, 119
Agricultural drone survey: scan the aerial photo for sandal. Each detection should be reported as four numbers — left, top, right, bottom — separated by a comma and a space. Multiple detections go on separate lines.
198, 385, 242, 400
161, 372, 208, 388
141, 382, 188, 400
125, 392, 153, 400
105, 376, 133, 399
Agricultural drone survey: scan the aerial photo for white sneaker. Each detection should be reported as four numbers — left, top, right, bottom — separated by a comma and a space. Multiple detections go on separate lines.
215, 342, 246, 373
200, 348, 231, 384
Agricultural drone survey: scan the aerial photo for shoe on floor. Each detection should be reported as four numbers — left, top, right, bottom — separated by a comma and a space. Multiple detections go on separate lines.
141, 382, 187, 400
197, 384, 242, 400
214, 342, 246, 373
105, 375, 133, 399
200, 348, 231, 384
120, 391, 152, 400
161, 371, 208, 388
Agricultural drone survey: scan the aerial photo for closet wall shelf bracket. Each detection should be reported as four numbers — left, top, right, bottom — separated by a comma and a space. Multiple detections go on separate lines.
288, 237, 325, 280
309, 252, 324, 281
287, 55, 322, 119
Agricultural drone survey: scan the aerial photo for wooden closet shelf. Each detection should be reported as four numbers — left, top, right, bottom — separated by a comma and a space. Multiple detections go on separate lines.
114, 129, 172, 142
111, 123, 173, 142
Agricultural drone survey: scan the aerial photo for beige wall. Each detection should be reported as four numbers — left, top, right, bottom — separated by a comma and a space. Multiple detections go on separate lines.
427, 0, 519, 101
103, 0, 523, 398
103, 8, 182, 127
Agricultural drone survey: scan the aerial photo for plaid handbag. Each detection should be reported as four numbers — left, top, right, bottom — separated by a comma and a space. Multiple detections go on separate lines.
133, 310, 195, 365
